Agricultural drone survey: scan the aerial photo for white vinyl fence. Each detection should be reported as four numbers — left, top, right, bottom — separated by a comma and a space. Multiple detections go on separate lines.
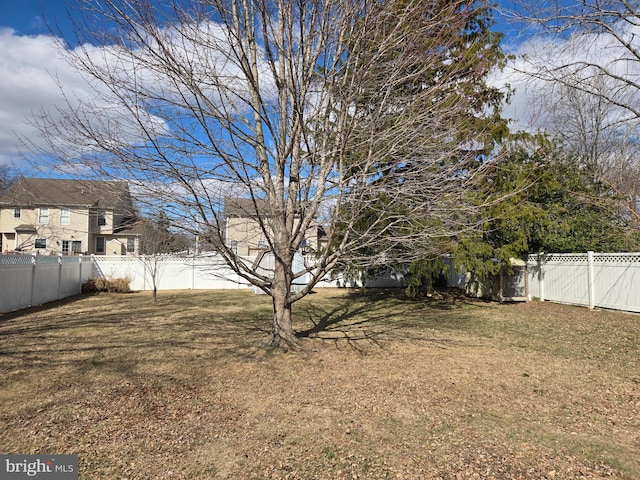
92, 254, 344, 291
527, 252, 640, 313
92, 255, 254, 291
0, 254, 93, 313
3, 252, 640, 314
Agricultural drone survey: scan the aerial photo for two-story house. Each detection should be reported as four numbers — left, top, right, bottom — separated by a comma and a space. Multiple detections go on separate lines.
224, 197, 323, 256
0, 178, 143, 255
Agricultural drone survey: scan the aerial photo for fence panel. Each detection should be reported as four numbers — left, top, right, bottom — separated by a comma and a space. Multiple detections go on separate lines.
0, 255, 90, 313
527, 252, 640, 313
91, 255, 255, 291
0, 255, 35, 312
92, 256, 147, 290
191, 258, 251, 289
32, 256, 63, 306
59, 257, 84, 298
80, 256, 94, 283
592, 253, 640, 312
534, 254, 590, 306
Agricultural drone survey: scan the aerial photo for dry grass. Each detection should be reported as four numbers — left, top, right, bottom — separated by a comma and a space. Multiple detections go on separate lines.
0, 288, 639, 479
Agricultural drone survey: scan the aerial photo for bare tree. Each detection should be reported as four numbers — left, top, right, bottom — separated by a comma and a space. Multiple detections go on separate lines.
541, 74, 640, 222
0, 165, 17, 195
30, 0, 505, 347
502, 0, 640, 223
134, 212, 177, 302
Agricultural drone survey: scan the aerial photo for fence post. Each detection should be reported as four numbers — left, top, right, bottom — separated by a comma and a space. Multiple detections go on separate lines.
78, 254, 83, 290
30, 253, 37, 307
538, 254, 545, 302
58, 254, 63, 300
587, 251, 595, 310
141, 254, 147, 290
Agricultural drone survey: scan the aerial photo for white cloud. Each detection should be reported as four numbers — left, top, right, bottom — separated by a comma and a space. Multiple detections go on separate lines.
0, 29, 75, 164
0, 21, 278, 168
492, 20, 640, 133
19, 14, 636, 170
0, 28, 165, 166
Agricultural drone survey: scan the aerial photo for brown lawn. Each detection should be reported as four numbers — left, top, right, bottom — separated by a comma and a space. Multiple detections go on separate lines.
0, 288, 639, 479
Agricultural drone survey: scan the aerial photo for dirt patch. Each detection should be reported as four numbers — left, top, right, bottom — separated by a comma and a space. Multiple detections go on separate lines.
0, 289, 638, 479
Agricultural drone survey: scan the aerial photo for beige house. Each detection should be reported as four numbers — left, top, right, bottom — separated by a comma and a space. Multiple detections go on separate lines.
224, 198, 322, 256
0, 178, 143, 256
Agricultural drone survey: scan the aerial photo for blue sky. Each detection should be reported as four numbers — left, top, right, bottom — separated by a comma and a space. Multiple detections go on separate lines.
0, 0, 72, 36
0, 1, 618, 169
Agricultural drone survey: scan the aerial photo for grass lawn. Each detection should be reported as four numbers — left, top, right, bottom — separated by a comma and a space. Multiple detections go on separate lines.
0, 288, 639, 479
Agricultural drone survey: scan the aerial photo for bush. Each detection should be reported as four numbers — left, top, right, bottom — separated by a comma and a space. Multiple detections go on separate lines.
82, 276, 131, 293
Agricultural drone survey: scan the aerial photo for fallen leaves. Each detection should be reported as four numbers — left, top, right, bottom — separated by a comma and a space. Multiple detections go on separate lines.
0, 289, 638, 478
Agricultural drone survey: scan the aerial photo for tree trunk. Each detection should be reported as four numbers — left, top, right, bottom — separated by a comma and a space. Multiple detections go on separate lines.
269, 255, 299, 349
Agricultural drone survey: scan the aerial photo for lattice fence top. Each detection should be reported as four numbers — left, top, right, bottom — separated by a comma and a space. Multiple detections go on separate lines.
91, 254, 249, 265
528, 252, 640, 263
593, 253, 640, 263
528, 254, 588, 263
0, 255, 34, 265
60, 256, 88, 264
34, 255, 61, 264
92, 255, 141, 263
0, 254, 92, 265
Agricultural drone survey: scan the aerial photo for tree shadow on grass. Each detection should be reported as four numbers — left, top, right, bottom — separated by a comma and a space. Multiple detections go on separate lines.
0, 291, 277, 380
0, 292, 101, 325
0, 288, 496, 372
295, 288, 492, 350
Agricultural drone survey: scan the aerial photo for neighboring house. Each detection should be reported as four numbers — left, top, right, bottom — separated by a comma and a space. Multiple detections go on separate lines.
224, 197, 321, 256
0, 178, 143, 256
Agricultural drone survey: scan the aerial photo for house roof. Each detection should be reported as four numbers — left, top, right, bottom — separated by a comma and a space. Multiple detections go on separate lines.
224, 198, 268, 218
224, 197, 311, 218
113, 217, 149, 235
14, 224, 37, 233
0, 178, 131, 209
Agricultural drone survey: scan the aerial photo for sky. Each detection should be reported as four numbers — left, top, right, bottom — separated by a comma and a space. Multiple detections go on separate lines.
0, 0, 80, 168
0, 0, 634, 171
0, 0, 62, 35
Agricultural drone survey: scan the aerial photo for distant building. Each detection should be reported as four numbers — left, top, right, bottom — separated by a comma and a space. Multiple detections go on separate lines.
0, 178, 143, 255
223, 197, 322, 256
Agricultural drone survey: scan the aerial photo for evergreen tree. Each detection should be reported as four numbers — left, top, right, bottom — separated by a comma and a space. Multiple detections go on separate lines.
452, 134, 639, 280
339, 0, 510, 272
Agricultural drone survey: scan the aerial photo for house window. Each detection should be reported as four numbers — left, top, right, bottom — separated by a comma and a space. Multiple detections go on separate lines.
13, 208, 21, 218
230, 240, 238, 254
35, 238, 46, 249
38, 208, 49, 224
257, 239, 266, 249
63, 240, 82, 255
97, 211, 107, 227
96, 236, 105, 253
126, 237, 135, 253
60, 208, 70, 225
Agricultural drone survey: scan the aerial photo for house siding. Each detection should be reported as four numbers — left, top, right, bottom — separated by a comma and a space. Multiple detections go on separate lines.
0, 179, 142, 256
225, 215, 319, 257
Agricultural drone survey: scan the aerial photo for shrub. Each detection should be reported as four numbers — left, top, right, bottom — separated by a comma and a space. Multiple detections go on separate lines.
82, 276, 131, 293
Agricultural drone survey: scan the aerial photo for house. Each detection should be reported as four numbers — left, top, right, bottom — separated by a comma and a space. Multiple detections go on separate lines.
0, 178, 143, 256
224, 197, 321, 256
